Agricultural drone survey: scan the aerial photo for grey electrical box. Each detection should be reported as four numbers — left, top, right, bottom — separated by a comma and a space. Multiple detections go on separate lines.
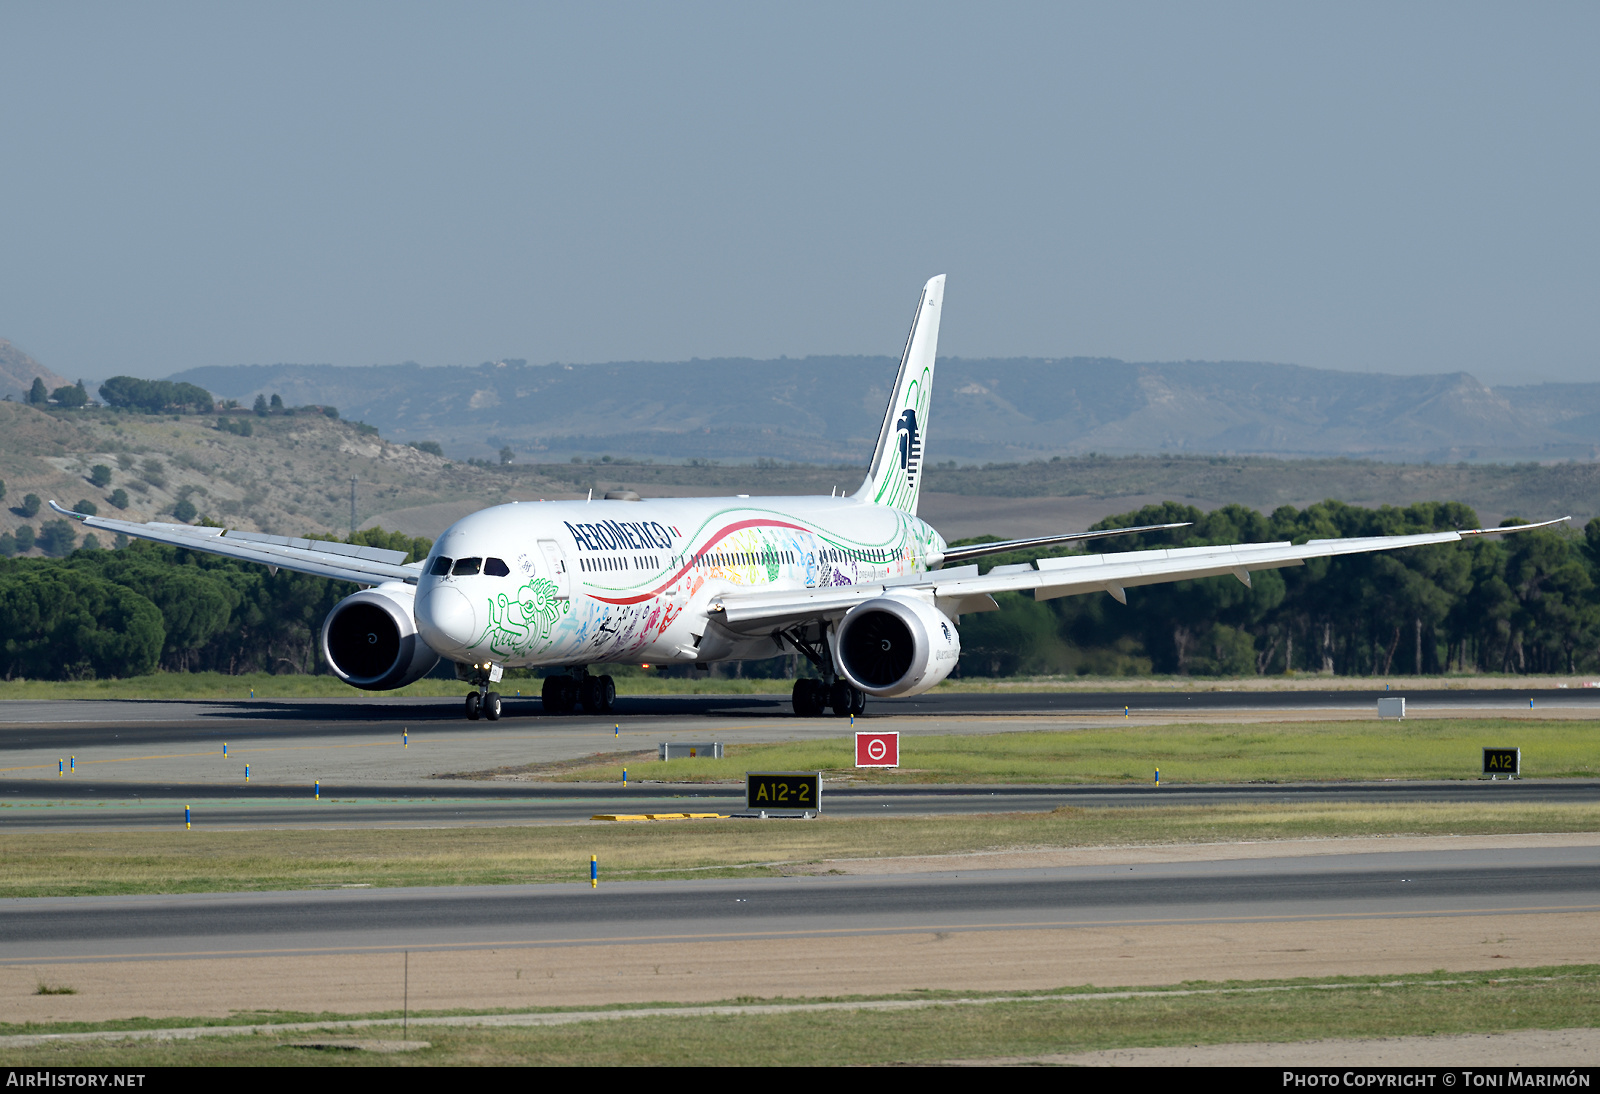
659, 742, 723, 760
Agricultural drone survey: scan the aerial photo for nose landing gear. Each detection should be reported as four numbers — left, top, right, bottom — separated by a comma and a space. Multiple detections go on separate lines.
464, 690, 502, 721
461, 663, 504, 721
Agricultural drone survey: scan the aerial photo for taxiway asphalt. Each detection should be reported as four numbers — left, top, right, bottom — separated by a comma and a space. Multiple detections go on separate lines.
3, 845, 1596, 964
2, 777, 1597, 830
6, 686, 1600, 735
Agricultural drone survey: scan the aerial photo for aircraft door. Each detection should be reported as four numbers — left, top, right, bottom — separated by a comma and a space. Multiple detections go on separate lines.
538, 539, 571, 600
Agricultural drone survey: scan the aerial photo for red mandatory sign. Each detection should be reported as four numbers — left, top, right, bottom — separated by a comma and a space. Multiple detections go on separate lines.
855, 731, 899, 768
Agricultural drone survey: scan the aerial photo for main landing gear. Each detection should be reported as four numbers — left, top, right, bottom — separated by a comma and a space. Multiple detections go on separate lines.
791, 678, 864, 717
782, 625, 866, 718
541, 670, 616, 715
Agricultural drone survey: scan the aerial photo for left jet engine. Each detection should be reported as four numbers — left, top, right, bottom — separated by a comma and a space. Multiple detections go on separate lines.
320, 583, 441, 690
833, 594, 962, 698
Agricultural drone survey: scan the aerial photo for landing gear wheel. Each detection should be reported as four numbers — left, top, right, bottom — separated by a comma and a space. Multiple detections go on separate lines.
541, 675, 564, 714
465, 692, 482, 721
559, 676, 579, 712
792, 678, 823, 716
829, 680, 856, 717
849, 687, 866, 716
580, 675, 601, 713
598, 675, 616, 713
483, 691, 502, 721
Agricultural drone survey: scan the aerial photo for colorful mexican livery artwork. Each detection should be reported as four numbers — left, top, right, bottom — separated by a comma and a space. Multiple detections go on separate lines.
63, 272, 1568, 720
421, 493, 948, 668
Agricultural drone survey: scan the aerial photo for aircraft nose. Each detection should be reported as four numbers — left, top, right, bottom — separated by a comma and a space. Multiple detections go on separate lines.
417, 585, 478, 653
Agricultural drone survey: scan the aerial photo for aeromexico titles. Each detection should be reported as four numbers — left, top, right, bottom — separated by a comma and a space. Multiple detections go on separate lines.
54, 275, 1568, 721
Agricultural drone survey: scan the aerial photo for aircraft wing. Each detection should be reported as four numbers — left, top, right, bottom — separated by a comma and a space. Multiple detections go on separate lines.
936, 521, 1192, 565
714, 517, 1571, 633
48, 501, 423, 585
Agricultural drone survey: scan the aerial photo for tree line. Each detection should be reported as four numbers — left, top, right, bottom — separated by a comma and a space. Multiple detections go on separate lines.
96, 376, 217, 413
26, 378, 89, 408
0, 530, 430, 681
959, 500, 1600, 678
2, 500, 1596, 682
23, 374, 339, 420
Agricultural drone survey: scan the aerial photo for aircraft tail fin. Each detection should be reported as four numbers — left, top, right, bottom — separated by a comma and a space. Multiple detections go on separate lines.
853, 274, 945, 514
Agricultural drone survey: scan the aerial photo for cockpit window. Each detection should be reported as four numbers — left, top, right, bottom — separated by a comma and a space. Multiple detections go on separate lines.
451, 557, 482, 576
484, 557, 510, 577
429, 556, 453, 576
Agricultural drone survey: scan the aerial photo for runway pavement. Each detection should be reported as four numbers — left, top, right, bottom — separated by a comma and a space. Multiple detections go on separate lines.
3, 689, 1597, 828
3, 845, 1595, 964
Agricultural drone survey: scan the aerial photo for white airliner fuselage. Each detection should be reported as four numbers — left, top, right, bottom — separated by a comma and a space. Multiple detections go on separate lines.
414, 494, 945, 669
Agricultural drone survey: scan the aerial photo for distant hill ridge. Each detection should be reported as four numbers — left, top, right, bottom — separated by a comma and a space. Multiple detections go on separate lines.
0, 340, 72, 402
166, 357, 1600, 464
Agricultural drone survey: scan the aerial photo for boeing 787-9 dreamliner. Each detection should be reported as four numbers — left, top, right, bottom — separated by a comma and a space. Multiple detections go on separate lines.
54, 276, 1566, 720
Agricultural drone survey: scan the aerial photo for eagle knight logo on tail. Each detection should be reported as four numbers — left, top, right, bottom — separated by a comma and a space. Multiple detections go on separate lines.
896, 408, 921, 488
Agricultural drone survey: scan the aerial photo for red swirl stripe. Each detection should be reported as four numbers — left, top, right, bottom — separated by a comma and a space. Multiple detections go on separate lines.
586, 518, 812, 605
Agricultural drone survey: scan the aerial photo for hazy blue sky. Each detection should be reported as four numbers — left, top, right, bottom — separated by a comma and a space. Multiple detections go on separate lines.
1, 3, 1595, 385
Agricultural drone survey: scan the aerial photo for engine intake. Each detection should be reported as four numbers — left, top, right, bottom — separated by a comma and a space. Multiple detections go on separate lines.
320, 583, 440, 690
833, 595, 961, 697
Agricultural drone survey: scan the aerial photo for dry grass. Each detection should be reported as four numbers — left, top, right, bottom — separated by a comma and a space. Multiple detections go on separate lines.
4, 965, 1598, 1066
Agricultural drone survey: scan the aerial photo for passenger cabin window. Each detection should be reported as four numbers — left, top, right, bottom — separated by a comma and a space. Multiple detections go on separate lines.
484, 557, 510, 577
430, 556, 453, 576
452, 557, 482, 576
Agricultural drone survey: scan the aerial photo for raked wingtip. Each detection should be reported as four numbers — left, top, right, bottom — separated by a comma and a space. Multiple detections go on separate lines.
48, 499, 89, 520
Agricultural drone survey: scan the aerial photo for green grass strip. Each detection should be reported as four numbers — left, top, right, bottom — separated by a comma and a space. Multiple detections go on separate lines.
2, 800, 1595, 897
475, 718, 1600, 785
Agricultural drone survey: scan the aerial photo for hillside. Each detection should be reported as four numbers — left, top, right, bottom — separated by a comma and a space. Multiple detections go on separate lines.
920, 454, 1600, 532
169, 357, 1600, 465
1, 401, 1589, 557
354, 455, 1597, 545
0, 340, 72, 402
0, 402, 572, 553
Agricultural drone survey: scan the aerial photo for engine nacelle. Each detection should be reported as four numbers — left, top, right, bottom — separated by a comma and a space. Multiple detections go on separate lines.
833, 594, 961, 698
320, 582, 441, 691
